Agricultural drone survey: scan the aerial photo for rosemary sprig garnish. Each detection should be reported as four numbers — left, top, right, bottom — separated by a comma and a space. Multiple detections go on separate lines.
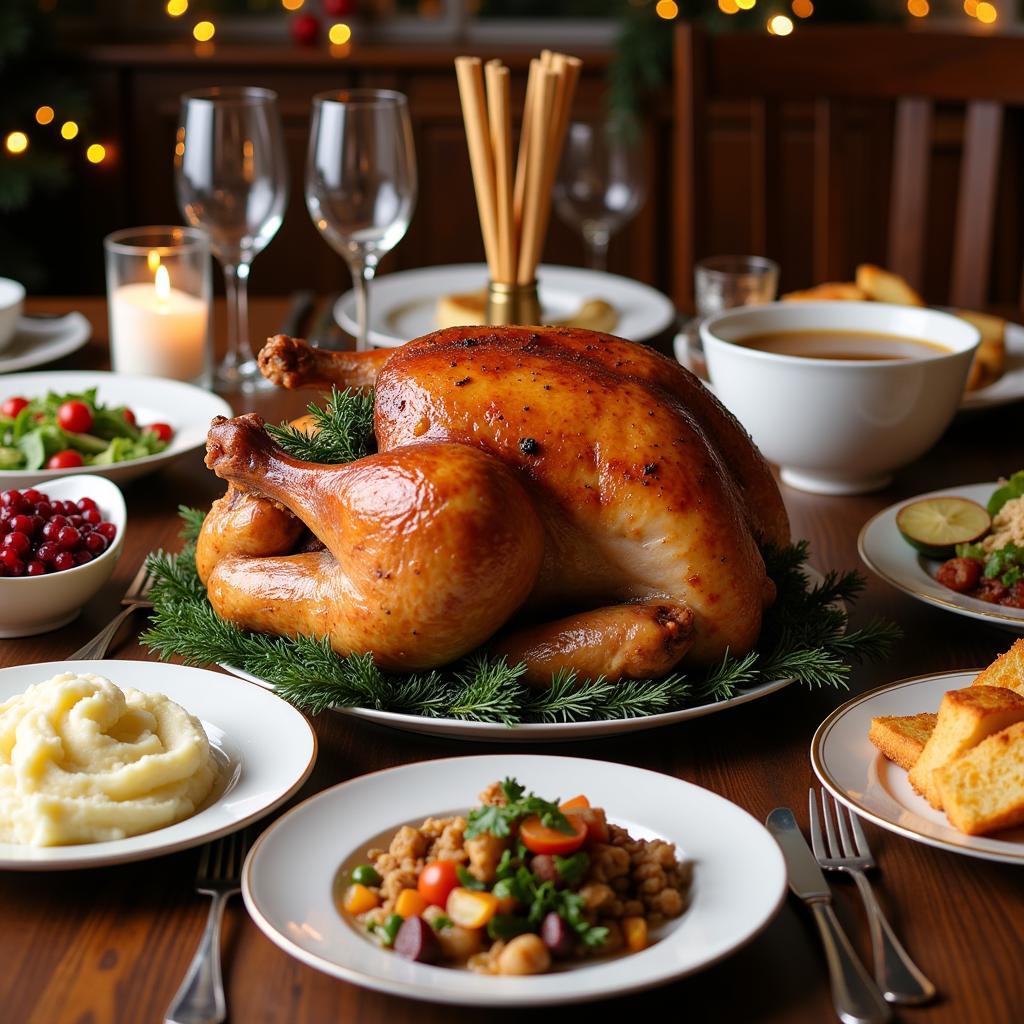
140, 389, 899, 726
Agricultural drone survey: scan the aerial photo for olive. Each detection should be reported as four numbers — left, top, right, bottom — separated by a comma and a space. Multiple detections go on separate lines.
394, 916, 443, 964
540, 911, 574, 958
530, 854, 558, 882
351, 864, 381, 886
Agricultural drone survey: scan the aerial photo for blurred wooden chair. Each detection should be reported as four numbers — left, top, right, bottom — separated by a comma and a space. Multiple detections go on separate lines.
673, 25, 1024, 311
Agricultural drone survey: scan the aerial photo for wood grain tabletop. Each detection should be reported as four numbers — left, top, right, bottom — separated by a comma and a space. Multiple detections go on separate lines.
2, 297, 1021, 1024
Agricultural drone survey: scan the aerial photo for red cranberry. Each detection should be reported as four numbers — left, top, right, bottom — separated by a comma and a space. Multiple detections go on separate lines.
56, 525, 81, 550
35, 541, 59, 564
33, 500, 52, 518
76, 497, 98, 512
84, 532, 107, 554
67, 514, 84, 527
22, 488, 42, 504
81, 508, 101, 526
52, 551, 75, 572
3, 532, 30, 556
73, 550, 93, 566
42, 516, 67, 539
1, 550, 25, 575
9, 514, 35, 535
96, 522, 117, 541
25, 560, 47, 576
1, 489, 22, 507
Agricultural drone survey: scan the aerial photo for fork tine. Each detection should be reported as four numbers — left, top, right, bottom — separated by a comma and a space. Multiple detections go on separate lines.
832, 794, 856, 858
808, 788, 827, 860
820, 788, 839, 858
197, 841, 212, 879
848, 807, 874, 861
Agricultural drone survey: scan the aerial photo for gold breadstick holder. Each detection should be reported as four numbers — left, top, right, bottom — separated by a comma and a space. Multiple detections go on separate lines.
486, 280, 541, 326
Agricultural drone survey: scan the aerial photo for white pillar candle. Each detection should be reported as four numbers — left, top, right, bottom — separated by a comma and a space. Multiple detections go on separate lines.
109, 265, 208, 381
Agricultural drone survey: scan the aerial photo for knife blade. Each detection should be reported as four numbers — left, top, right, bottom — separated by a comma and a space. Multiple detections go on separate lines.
767, 806, 831, 900
767, 807, 891, 1024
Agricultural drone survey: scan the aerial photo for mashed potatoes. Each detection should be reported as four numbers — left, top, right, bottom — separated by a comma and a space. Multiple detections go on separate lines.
0, 672, 216, 846
983, 496, 1024, 553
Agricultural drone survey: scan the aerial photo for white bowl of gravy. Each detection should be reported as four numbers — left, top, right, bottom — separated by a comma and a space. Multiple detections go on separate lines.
700, 301, 979, 494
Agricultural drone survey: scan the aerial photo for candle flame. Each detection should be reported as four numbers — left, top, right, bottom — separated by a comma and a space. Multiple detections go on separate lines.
147, 249, 161, 274
155, 264, 170, 303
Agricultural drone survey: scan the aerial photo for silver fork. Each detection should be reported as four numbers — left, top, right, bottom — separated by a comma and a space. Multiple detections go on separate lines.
165, 828, 253, 1024
810, 789, 935, 1005
69, 561, 154, 660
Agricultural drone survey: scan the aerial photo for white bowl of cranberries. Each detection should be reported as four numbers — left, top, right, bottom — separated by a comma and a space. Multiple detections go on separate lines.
0, 474, 126, 637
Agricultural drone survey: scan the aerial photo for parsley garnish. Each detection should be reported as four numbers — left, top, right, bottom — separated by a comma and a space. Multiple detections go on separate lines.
465, 778, 573, 840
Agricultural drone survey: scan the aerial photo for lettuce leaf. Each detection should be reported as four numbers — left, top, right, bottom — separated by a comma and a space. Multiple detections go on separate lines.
988, 471, 1024, 517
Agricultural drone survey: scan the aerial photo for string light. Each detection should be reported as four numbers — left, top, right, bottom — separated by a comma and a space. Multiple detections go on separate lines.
736, 0, 756, 10
193, 20, 215, 42
281, 0, 304, 9
60, 121, 79, 140
655, 0, 679, 17
792, 0, 813, 17
86, 144, 107, 164
718, 0, 740, 12
4, 132, 28, 155
328, 23, 352, 45
35, 106, 55, 125
166, 0, 188, 15
907, 0, 929, 16
963, 0, 977, 12
768, 14, 794, 34
975, 1, 997, 22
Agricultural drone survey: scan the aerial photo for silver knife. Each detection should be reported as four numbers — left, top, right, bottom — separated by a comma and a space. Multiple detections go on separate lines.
767, 807, 892, 1024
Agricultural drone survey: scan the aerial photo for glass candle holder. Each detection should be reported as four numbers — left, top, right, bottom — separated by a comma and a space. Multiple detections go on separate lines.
104, 226, 212, 386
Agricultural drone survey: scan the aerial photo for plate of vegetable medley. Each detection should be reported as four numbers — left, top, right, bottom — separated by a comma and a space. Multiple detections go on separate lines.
0, 371, 231, 488
242, 755, 786, 1005
860, 477, 1024, 629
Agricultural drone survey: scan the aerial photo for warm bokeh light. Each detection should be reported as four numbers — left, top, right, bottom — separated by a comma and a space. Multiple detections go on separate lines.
155, 265, 171, 303
975, 1, 997, 22
768, 14, 794, 34
328, 22, 352, 44
147, 249, 162, 274
792, 0, 813, 16
60, 121, 79, 140
4, 132, 28, 155
35, 105, 54, 125
281, 0, 304, 9
736, 0, 756, 10
907, 0, 929, 16
86, 143, 107, 164
193, 20, 216, 42
718, 0, 740, 12
963, 0, 977, 12
655, 0, 679, 17
166, 0, 188, 15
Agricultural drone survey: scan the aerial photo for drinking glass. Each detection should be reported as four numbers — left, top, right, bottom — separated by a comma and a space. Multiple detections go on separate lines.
306, 90, 417, 352
694, 255, 779, 319
175, 87, 288, 391
553, 119, 645, 272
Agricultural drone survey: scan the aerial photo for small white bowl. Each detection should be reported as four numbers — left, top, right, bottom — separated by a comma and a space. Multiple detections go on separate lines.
0, 474, 126, 637
0, 278, 25, 352
700, 302, 979, 495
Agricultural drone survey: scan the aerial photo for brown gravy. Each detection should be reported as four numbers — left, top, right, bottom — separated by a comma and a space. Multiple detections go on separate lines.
739, 329, 950, 361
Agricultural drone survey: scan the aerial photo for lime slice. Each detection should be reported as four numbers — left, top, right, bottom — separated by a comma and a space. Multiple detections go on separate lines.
896, 497, 991, 559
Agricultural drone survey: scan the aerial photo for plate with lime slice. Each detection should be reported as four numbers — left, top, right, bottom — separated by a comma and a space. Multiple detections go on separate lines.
859, 480, 1024, 629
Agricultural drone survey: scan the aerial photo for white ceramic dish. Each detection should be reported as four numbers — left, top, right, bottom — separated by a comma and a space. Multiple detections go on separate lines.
677, 317, 1024, 415
0, 660, 317, 870
699, 302, 979, 495
243, 754, 786, 1005
859, 481, 1024, 631
811, 670, 1024, 864
0, 312, 91, 374
334, 263, 677, 347
0, 474, 126, 637
0, 370, 232, 489
0, 278, 26, 351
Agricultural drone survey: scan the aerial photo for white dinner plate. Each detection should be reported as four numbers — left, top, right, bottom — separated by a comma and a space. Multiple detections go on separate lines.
334, 263, 677, 347
859, 482, 1024, 631
0, 370, 232, 489
811, 671, 1024, 864
674, 318, 1024, 414
0, 660, 316, 870
0, 313, 91, 375
243, 754, 786, 1005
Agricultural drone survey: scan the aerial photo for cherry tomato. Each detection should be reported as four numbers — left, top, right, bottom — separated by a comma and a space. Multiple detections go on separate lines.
417, 860, 460, 907
2, 396, 28, 418
46, 450, 85, 470
519, 814, 588, 856
56, 400, 94, 434
122, 407, 136, 426
144, 422, 174, 443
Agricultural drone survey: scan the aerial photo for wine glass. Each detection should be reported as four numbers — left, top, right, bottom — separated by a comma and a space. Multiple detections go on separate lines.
175, 87, 288, 391
553, 119, 645, 272
306, 90, 417, 352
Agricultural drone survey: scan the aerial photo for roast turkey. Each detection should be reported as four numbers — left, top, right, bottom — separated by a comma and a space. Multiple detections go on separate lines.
197, 326, 789, 684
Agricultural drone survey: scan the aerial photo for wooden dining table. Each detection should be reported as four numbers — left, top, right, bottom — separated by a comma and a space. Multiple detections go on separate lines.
2, 296, 1021, 1024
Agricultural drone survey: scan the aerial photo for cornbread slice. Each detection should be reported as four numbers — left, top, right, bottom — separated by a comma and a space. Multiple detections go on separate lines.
934, 721, 1024, 835
781, 282, 866, 302
907, 686, 1024, 810
855, 264, 925, 306
972, 639, 1024, 698
869, 713, 938, 770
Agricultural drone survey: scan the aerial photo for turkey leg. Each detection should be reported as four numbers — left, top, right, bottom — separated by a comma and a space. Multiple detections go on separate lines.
258, 334, 390, 390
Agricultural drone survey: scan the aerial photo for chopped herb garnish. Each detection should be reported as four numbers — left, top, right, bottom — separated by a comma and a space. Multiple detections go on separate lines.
465, 778, 573, 840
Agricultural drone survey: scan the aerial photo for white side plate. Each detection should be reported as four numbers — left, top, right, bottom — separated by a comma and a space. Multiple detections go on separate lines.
0, 313, 91, 375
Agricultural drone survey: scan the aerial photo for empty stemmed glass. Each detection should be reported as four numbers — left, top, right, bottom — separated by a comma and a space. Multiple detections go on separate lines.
305, 90, 417, 351
554, 119, 645, 272
175, 87, 288, 391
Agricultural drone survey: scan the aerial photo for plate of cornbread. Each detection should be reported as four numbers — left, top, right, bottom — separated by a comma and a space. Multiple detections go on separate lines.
811, 640, 1024, 864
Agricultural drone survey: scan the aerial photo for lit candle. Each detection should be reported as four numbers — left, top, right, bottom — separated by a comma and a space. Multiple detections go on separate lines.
109, 255, 208, 380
